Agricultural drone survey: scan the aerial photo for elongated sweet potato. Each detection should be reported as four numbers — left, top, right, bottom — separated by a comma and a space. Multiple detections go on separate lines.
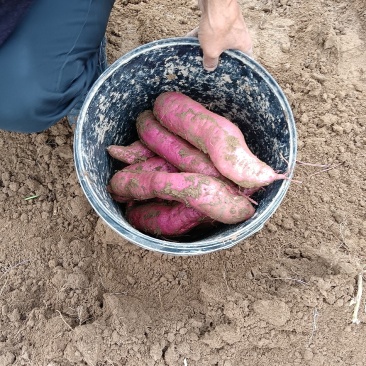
106, 184, 130, 203
123, 156, 179, 173
109, 171, 255, 224
107, 156, 178, 203
136, 110, 261, 204
136, 110, 222, 177
127, 201, 210, 237
107, 140, 155, 164
153, 91, 287, 188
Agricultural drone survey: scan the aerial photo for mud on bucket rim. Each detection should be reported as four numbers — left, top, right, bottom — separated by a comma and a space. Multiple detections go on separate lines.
74, 37, 297, 256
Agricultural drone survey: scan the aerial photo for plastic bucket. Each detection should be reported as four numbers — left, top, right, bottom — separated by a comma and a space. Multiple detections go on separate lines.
74, 38, 297, 256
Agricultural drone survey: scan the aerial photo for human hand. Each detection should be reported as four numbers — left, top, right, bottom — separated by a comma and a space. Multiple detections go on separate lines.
187, 0, 253, 72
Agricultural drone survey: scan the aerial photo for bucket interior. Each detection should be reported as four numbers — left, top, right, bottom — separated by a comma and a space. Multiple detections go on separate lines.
74, 38, 296, 255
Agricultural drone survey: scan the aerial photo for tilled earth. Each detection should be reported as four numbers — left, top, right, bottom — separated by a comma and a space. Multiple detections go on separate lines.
0, 0, 365, 365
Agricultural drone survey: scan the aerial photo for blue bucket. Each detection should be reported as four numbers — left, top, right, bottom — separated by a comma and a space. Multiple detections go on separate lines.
74, 38, 297, 256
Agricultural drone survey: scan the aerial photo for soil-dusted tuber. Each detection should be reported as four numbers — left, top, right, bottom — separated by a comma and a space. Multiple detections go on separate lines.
106, 156, 179, 203
107, 140, 155, 164
153, 91, 287, 188
126, 201, 211, 237
136, 110, 223, 177
109, 171, 255, 224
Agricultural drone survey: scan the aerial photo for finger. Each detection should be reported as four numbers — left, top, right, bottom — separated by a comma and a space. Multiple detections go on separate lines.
185, 26, 199, 38
202, 54, 219, 72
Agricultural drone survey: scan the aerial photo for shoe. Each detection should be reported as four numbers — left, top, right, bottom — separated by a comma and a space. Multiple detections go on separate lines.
67, 36, 108, 125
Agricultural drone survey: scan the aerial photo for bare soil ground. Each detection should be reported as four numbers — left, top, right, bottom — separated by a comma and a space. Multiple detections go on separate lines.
0, 0, 365, 365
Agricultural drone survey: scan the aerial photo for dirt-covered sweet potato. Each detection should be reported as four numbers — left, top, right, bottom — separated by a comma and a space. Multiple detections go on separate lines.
136, 110, 222, 177
126, 201, 210, 237
153, 91, 287, 189
109, 171, 255, 224
107, 156, 178, 203
122, 156, 179, 173
107, 140, 155, 164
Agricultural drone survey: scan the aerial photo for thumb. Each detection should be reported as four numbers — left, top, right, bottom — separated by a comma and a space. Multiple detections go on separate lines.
202, 54, 219, 72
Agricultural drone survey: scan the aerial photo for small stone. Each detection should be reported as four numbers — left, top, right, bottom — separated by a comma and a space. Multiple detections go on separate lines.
66, 270, 89, 289
335, 298, 344, 307
69, 196, 92, 218
166, 332, 175, 342
25, 178, 42, 192
266, 223, 277, 232
176, 341, 190, 354
55, 135, 67, 145
303, 349, 313, 361
1, 172, 11, 184
281, 42, 291, 53
8, 182, 19, 192
48, 259, 58, 268
20, 213, 28, 222
332, 212, 344, 224
126, 275, 136, 285
55, 145, 73, 160
215, 324, 241, 344
281, 218, 294, 230
188, 332, 199, 341
342, 122, 352, 133
332, 124, 343, 134
0, 351, 15, 365
311, 73, 327, 83
164, 345, 179, 365
51, 267, 68, 288
2, 304, 8, 316
353, 83, 365, 92
300, 113, 309, 123
9, 308, 21, 322
150, 342, 164, 361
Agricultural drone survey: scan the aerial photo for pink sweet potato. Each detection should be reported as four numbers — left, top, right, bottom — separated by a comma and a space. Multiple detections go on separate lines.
136, 110, 222, 177
107, 156, 178, 203
107, 140, 155, 164
136, 110, 261, 204
109, 171, 255, 224
123, 156, 179, 173
126, 201, 210, 237
106, 184, 130, 203
153, 91, 287, 189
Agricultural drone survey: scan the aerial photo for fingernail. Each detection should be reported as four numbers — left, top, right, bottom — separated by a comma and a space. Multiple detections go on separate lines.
203, 63, 218, 72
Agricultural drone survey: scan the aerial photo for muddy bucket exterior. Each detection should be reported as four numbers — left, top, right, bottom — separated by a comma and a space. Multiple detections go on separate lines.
74, 38, 297, 256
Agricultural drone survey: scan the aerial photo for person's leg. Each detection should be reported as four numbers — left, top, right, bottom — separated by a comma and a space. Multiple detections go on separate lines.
0, 0, 115, 133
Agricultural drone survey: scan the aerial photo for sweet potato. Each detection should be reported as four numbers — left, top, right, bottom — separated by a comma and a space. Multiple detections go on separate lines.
136, 110, 223, 177
109, 171, 255, 224
153, 91, 287, 189
123, 156, 178, 173
106, 184, 130, 203
107, 140, 155, 164
136, 110, 261, 203
126, 201, 210, 237
107, 156, 178, 203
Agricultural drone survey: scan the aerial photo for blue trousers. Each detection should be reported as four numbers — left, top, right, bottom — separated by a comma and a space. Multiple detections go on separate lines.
0, 0, 115, 133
